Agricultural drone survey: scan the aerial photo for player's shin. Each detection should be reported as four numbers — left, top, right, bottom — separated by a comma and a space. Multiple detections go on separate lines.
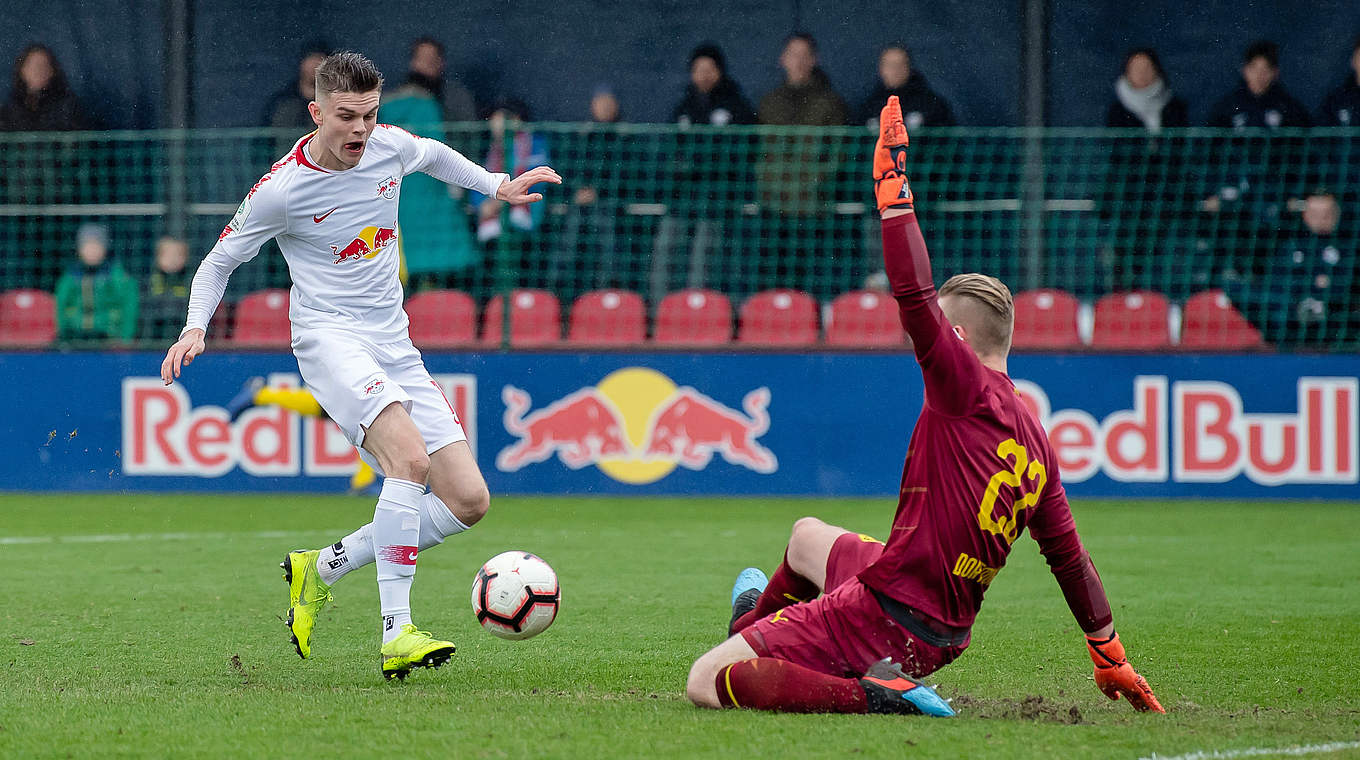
715, 658, 868, 713
314, 492, 469, 586
372, 478, 425, 642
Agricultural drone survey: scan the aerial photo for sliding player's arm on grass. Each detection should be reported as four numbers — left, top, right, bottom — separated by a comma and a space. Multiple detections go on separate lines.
872, 95, 987, 416
1028, 460, 1166, 713
160, 179, 285, 385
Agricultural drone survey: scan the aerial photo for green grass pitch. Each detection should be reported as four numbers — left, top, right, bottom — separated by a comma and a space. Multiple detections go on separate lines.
1, 493, 1357, 759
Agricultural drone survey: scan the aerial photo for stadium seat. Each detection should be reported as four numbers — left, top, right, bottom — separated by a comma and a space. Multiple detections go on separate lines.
568, 289, 646, 345
405, 290, 477, 348
1091, 291, 1171, 350
738, 289, 819, 346
826, 290, 904, 347
482, 289, 561, 346
230, 289, 292, 347
0, 289, 56, 347
653, 289, 732, 346
1012, 289, 1082, 350
1180, 290, 1265, 350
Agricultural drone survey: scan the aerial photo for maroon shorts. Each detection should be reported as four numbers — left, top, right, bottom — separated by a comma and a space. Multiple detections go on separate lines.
740, 532, 967, 679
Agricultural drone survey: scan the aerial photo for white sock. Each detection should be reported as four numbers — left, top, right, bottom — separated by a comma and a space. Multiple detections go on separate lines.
315, 524, 375, 586
314, 492, 469, 586
418, 492, 471, 547
373, 477, 424, 643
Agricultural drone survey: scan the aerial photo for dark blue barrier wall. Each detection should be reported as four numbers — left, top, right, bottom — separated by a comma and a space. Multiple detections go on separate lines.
5, 351, 1356, 498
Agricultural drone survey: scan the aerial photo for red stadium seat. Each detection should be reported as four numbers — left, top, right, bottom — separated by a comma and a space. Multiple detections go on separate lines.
406, 290, 477, 348
653, 289, 732, 346
1180, 290, 1265, 350
0, 289, 56, 347
826, 290, 904, 347
230, 289, 291, 347
1091, 291, 1171, 350
738, 289, 819, 346
568, 289, 646, 345
1012, 289, 1082, 350
482, 289, 561, 347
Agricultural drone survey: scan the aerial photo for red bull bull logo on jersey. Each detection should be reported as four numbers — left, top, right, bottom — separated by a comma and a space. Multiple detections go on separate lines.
496, 367, 777, 484
330, 226, 396, 264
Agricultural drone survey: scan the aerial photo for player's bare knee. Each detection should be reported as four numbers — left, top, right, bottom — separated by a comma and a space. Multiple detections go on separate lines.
454, 484, 490, 526
385, 451, 431, 483
787, 516, 828, 574
685, 658, 721, 709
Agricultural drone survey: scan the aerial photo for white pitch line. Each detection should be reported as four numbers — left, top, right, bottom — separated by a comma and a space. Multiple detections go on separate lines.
0, 529, 341, 546
1141, 741, 1360, 760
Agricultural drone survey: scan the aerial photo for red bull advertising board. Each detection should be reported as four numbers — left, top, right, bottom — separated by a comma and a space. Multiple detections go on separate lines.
1, 351, 1357, 498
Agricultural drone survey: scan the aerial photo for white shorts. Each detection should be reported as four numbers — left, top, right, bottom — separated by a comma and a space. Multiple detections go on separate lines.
292, 328, 466, 473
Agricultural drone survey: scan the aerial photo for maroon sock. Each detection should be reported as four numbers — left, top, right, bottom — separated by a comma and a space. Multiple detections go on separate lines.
715, 658, 868, 713
730, 553, 820, 634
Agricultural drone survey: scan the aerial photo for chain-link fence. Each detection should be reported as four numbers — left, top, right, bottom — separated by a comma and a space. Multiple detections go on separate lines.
0, 125, 1356, 350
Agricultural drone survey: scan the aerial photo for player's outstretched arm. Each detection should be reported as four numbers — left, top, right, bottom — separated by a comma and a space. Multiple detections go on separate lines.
1086, 630, 1165, 713
495, 166, 562, 205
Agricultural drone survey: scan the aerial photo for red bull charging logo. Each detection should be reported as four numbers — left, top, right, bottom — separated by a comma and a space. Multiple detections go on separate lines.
331, 226, 396, 264
496, 367, 776, 484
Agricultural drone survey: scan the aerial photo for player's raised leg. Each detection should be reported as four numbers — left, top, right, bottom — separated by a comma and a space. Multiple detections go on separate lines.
728, 517, 851, 634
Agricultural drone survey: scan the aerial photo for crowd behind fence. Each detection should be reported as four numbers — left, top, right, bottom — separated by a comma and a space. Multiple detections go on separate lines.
0, 124, 1355, 351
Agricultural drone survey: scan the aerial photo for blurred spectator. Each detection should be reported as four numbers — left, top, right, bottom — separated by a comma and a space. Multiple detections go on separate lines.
758, 33, 848, 126
672, 43, 755, 126
55, 223, 137, 343
562, 85, 635, 295
383, 51, 479, 293
390, 37, 478, 123
856, 45, 955, 129
1207, 40, 1311, 129
1228, 190, 1356, 346
1105, 48, 1189, 130
264, 44, 328, 131
471, 99, 551, 243
138, 236, 190, 341
0, 44, 89, 131
1317, 35, 1360, 126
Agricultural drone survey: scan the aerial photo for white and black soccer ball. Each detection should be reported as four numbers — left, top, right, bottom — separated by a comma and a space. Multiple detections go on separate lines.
471, 551, 560, 640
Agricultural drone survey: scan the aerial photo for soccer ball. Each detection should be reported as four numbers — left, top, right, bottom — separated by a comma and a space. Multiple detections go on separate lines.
471, 551, 560, 640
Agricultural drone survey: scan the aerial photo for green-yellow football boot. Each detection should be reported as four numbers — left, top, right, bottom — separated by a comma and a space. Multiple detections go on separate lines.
380, 624, 457, 680
280, 549, 333, 659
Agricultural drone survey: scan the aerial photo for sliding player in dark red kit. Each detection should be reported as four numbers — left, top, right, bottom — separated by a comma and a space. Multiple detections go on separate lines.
685, 96, 1164, 716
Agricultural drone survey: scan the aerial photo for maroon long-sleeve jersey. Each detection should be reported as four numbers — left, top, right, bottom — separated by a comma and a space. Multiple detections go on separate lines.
857, 213, 1112, 632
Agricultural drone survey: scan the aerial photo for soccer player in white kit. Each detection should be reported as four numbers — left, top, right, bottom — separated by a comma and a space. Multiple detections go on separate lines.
160, 52, 561, 679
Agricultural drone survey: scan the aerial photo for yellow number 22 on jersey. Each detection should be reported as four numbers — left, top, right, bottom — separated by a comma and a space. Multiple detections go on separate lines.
977, 438, 1048, 545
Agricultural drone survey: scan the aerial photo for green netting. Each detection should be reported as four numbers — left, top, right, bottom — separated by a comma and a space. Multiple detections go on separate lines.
0, 125, 1356, 350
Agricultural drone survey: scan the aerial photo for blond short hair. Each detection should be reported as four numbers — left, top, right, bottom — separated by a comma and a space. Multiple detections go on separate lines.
939, 273, 1014, 356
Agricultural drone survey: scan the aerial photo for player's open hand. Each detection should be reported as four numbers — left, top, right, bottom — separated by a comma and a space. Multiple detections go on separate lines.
161, 328, 206, 386
1086, 632, 1166, 713
496, 166, 562, 205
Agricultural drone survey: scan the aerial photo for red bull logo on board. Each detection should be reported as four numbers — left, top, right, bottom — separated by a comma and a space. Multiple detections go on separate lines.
330, 226, 396, 264
496, 367, 776, 484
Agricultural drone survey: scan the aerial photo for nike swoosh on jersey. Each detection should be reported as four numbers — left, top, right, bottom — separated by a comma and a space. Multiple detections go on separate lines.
313, 207, 339, 223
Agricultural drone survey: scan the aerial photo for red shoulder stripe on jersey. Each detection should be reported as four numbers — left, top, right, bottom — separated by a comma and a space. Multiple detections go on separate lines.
293, 132, 330, 173
378, 123, 416, 138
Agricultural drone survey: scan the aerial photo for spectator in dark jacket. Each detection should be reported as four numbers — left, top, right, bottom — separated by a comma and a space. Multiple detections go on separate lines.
672, 43, 756, 126
1317, 35, 1360, 126
758, 33, 848, 126
139, 236, 191, 341
390, 37, 478, 123
1105, 48, 1189, 130
856, 45, 955, 129
0, 44, 89, 131
264, 44, 328, 131
1207, 40, 1311, 129
1228, 189, 1356, 347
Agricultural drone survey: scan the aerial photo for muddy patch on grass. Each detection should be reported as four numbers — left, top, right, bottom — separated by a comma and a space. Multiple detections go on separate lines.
951, 694, 1084, 723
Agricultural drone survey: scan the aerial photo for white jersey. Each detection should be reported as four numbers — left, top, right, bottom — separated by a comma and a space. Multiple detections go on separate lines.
183, 124, 506, 343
